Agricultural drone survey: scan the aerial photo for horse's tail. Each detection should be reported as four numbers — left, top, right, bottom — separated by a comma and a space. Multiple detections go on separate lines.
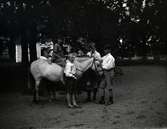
27, 62, 36, 94
28, 67, 35, 89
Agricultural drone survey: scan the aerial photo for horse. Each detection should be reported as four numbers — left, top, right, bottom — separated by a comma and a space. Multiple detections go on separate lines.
30, 56, 95, 107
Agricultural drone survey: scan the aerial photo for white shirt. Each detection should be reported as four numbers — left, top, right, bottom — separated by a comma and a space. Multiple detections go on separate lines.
102, 53, 115, 70
87, 50, 101, 60
64, 60, 77, 79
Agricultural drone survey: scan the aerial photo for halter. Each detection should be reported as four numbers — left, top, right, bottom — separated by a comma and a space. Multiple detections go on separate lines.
92, 58, 104, 76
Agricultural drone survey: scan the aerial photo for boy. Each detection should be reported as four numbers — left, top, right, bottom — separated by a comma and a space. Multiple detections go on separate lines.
64, 53, 79, 108
99, 45, 115, 105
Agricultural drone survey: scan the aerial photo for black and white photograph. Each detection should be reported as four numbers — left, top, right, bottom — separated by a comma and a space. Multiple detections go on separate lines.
0, 0, 167, 129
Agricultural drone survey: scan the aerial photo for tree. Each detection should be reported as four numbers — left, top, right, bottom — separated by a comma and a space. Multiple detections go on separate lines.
0, 0, 167, 61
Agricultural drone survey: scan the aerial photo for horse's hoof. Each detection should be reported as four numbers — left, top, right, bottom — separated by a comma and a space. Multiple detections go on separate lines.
105, 101, 113, 106
99, 100, 105, 105
33, 100, 39, 104
48, 99, 52, 103
93, 98, 96, 101
86, 98, 91, 102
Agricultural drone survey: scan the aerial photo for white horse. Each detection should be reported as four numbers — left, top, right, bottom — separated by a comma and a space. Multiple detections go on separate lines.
30, 56, 95, 107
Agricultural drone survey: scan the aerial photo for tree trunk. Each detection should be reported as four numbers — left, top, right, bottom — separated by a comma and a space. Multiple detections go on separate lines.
21, 32, 30, 91
8, 37, 16, 62
29, 39, 37, 63
21, 38, 29, 64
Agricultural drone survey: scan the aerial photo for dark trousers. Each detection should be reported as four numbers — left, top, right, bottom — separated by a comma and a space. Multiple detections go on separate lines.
65, 76, 77, 94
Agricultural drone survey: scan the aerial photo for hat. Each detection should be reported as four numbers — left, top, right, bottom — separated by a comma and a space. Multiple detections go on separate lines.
104, 44, 111, 50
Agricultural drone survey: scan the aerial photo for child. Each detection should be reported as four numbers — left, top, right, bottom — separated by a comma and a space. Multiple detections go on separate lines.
99, 45, 115, 105
64, 53, 79, 108
40, 48, 52, 64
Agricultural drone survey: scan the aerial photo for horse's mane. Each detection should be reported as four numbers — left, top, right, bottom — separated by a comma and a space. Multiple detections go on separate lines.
75, 56, 92, 63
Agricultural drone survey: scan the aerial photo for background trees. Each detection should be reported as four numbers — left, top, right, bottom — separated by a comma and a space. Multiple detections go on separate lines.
0, 0, 167, 63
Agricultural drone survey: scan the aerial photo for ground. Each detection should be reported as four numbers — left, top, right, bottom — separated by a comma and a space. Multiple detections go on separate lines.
0, 65, 167, 129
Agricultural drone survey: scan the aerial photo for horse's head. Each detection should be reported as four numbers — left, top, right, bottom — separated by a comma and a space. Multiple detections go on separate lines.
74, 57, 94, 77
91, 58, 104, 76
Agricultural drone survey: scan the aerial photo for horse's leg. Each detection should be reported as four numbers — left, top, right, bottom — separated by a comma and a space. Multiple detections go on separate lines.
48, 89, 55, 102
86, 90, 91, 102
93, 88, 97, 101
47, 89, 52, 102
98, 79, 105, 104
85, 80, 92, 102
93, 78, 102, 101
99, 88, 105, 104
52, 87, 56, 100
33, 80, 40, 103
45, 81, 52, 102
49, 85, 56, 101
92, 80, 99, 101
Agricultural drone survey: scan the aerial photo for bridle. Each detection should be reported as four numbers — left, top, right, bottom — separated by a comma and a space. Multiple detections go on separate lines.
92, 57, 104, 76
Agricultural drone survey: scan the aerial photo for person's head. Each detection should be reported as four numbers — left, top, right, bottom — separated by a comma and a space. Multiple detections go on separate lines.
77, 37, 86, 44
41, 47, 50, 58
89, 42, 96, 52
57, 38, 63, 44
44, 38, 51, 44
104, 45, 111, 54
53, 43, 62, 52
77, 49, 84, 56
67, 53, 75, 62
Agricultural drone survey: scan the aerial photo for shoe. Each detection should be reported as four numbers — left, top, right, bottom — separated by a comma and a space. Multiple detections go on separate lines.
68, 105, 74, 108
109, 97, 114, 104
105, 101, 113, 106
73, 104, 82, 108
105, 99, 113, 106
99, 100, 105, 104
86, 98, 91, 102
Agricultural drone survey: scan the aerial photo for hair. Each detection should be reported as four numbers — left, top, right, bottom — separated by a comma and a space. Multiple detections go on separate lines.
104, 44, 111, 50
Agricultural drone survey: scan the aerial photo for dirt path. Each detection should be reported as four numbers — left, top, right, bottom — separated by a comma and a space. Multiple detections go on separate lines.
0, 65, 167, 129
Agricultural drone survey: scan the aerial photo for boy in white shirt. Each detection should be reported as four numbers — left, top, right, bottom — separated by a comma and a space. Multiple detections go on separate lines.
99, 45, 115, 105
64, 53, 79, 108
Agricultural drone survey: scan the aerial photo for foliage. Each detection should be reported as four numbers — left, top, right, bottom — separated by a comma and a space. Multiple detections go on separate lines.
0, 0, 166, 59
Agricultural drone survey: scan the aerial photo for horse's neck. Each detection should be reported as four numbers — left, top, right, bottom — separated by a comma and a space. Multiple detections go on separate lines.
75, 58, 93, 73
75, 57, 91, 62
